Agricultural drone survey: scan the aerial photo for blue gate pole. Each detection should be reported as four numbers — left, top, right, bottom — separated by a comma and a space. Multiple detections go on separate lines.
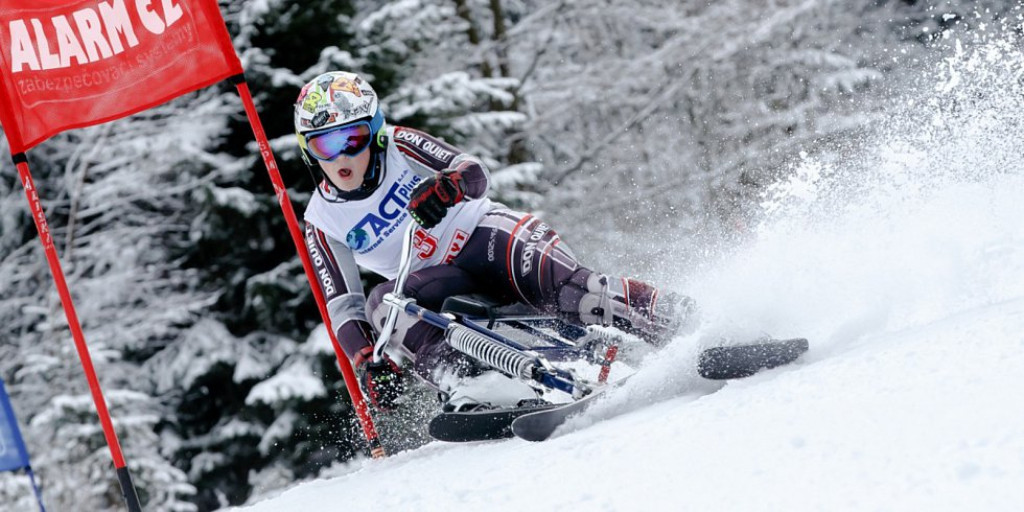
0, 379, 46, 512
24, 466, 47, 512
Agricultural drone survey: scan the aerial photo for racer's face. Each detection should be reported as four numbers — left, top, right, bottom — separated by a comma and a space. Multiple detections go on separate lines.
318, 149, 371, 191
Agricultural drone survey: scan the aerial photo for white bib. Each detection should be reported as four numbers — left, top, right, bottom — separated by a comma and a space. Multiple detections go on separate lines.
304, 140, 493, 279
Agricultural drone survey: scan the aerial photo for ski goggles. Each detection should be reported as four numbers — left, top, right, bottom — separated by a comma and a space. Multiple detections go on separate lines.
302, 121, 374, 161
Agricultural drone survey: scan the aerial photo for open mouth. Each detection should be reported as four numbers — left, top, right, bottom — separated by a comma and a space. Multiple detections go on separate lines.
338, 168, 352, 178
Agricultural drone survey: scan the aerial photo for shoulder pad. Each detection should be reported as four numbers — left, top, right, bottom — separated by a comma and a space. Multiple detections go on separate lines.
392, 126, 460, 170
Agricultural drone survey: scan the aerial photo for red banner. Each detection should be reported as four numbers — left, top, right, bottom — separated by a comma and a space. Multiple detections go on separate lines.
0, 0, 242, 153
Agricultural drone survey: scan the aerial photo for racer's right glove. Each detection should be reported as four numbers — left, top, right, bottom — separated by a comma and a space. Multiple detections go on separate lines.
407, 170, 467, 229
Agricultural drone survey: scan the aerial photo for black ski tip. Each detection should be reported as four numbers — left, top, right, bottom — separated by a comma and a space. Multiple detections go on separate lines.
511, 405, 577, 442
697, 338, 809, 380
428, 412, 514, 442
511, 389, 611, 442
511, 422, 554, 443
428, 403, 559, 443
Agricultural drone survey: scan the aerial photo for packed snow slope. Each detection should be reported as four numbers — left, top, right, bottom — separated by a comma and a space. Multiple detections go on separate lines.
231, 38, 1024, 512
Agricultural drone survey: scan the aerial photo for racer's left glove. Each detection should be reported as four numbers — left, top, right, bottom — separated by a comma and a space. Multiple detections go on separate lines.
408, 170, 467, 229
354, 346, 405, 411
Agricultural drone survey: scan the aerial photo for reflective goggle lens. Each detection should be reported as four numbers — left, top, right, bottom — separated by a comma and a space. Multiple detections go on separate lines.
305, 123, 373, 161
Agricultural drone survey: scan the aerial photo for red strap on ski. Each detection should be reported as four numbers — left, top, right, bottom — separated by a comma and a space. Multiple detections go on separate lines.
598, 344, 619, 384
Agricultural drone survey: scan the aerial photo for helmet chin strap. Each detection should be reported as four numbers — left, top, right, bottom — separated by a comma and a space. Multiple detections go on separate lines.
305, 145, 387, 203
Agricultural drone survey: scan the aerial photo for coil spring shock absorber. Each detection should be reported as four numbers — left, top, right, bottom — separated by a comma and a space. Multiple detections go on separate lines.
446, 324, 537, 380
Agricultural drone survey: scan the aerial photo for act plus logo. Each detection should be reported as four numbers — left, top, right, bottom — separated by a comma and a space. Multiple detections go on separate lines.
345, 171, 421, 252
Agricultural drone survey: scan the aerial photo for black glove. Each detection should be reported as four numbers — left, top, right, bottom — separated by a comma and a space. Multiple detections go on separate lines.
408, 170, 467, 229
354, 347, 404, 411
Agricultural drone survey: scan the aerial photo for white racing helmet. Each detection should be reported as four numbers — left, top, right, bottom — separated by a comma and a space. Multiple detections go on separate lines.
294, 71, 387, 197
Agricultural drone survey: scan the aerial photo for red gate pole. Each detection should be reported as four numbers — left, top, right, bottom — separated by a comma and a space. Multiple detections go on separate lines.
12, 154, 144, 511
230, 77, 386, 459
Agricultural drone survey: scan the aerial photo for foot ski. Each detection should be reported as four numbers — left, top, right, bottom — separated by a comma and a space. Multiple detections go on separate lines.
435, 338, 809, 443
429, 402, 559, 442
513, 337, 809, 442
510, 389, 610, 442
697, 338, 809, 380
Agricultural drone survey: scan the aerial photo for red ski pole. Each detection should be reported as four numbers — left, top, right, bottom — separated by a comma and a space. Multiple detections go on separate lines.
231, 77, 385, 458
13, 155, 144, 511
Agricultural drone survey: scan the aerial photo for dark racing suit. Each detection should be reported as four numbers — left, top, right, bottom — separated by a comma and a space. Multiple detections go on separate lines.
303, 126, 683, 386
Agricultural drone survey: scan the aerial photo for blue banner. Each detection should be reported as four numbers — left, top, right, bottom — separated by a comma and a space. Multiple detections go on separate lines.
0, 378, 31, 472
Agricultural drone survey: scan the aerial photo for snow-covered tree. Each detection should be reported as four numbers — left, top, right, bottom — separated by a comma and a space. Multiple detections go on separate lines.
353, 0, 541, 207
0, 88, 237, 510
471, 0, 1021, 273
29, 390, 197, 511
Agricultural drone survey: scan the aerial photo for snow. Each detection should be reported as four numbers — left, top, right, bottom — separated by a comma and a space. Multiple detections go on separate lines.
209, 187, 260, 217
226, 295, 1024, 509
230, 292, 1024, 511
228, 34, 1024, 512
245, 364, 326, 406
